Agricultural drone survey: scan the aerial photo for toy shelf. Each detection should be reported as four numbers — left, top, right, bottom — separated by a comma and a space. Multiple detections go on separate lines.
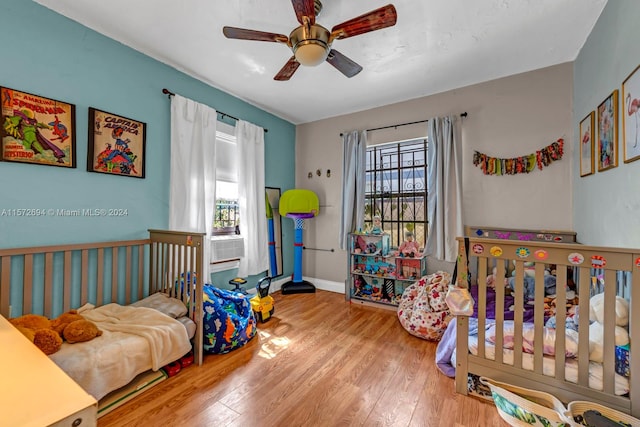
347, 232, 426, 308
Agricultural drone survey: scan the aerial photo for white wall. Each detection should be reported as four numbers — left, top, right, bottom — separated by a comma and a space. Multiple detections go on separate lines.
297, 63, 574, 284
573, 1, 640, 248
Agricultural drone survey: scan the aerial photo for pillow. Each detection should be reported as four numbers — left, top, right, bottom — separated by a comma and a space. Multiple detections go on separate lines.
588, 321, 629, 363
130, 292, 188, 318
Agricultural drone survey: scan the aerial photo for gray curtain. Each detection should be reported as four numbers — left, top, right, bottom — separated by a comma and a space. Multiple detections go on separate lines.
339, 130, 367, 250
425, 116, 463, 262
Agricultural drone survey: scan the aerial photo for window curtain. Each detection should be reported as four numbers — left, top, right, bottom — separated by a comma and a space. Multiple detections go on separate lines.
236, 120, 269, 277
425, 116, 463, 262
169, 94, 217, 277
339, 130, 367, 250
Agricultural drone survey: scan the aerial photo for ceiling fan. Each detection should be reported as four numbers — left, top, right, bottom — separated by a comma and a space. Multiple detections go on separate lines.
222, 0, 397, 81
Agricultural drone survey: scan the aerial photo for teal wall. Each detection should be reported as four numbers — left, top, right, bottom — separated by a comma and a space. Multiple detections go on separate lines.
573, 1, 640, 248
1, 1, 296, 285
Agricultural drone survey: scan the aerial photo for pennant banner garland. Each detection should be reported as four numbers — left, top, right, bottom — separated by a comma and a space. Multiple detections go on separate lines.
473, 138, 564, 176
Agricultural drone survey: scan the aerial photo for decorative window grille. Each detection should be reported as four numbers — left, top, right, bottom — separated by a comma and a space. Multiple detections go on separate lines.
364, 138, 428, 249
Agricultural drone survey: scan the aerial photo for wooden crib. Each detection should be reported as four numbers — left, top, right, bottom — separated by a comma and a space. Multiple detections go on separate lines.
454, 229, 640, 417
0, 229, 206, 366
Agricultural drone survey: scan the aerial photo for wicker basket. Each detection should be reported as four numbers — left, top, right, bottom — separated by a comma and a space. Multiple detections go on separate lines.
480, 377, 569, 427
564, 401, 640, 426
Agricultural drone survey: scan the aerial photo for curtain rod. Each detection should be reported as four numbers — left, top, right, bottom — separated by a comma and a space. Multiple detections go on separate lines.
339, 112, 467, 137
162, 88, 268, 133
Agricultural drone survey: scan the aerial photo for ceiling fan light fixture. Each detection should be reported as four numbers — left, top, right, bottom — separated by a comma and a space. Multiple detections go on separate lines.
290, 24, 330, 66
294, 41, 329, 66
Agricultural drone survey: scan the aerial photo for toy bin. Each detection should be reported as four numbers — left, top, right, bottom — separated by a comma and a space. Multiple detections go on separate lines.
480, 377, 568, 427
564, 401, 640, 426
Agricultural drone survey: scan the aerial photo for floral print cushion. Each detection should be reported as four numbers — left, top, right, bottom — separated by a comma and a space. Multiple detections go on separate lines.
397, 271, 452, 341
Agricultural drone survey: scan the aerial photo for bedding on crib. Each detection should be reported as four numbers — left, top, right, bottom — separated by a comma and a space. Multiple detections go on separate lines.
49, 299, 192, 400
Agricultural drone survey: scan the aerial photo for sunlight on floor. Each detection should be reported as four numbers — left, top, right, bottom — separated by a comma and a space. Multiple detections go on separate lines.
257, 330, 290, 359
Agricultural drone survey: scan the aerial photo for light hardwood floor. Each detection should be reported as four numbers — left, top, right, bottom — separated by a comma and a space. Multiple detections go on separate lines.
98, 290, 508, 427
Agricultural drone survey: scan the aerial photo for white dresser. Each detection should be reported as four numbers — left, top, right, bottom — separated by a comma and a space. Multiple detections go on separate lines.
0, 315, 97, 427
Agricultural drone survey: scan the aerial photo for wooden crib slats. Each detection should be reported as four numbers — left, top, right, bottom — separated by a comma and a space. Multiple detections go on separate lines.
97, 248, 104, 306
137, 244, 145, 301
554, 264, 567, 382
23, 254, 33, 315
512, 261, 525, 370
532, 264, 546, 375
64, 251, 72, 313
602, 268, 617, 395
1, 257, 10, 317
494, 262, 506, 366
125, 246, 132, 305
111, 248, 118, 303
577, 266, 591, 388
81, 249, 89, 307
631, 252, 640, 418
44, 252, 53, 317
477, 259, 487, 360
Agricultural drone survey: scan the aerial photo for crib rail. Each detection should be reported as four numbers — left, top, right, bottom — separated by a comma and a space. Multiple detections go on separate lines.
0, 239, 148, 319
455, 236, 640, 417
148, 229, 205, 366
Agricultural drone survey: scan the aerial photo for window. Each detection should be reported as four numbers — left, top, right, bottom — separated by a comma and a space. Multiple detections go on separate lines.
213, 122, 240, 236
364, 138, 428, 249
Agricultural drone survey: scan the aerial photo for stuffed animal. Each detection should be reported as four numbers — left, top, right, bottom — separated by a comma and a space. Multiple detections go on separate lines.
51, 310, 103, 343
9, 310, 103, 354
9, 314, 63, 355
63, 319, 103, 343
51, 310, 84, 336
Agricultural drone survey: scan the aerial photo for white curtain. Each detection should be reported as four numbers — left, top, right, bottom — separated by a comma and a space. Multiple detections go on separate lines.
236, 120, 269, 277
169, 94, 218, 277
425, 116, 463, 262
339, 130, 367, 250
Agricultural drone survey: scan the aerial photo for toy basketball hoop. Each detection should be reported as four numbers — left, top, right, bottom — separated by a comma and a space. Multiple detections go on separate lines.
279, 189, 319, 294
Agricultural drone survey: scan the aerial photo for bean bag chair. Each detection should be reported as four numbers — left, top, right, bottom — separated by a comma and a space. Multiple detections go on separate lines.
202, 285, 256, 354
397, 271, 452, 341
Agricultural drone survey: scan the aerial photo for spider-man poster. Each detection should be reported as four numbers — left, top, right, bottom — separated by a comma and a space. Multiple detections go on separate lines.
1, 87, 76, 168
88, 108, 146, 178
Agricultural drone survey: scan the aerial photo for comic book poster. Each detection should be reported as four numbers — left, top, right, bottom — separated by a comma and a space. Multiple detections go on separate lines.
1, 87, 76, 168
88, 107, 146, 178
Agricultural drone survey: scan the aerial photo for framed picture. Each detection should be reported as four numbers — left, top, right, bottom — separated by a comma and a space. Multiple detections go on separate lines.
622, 64, 640, 163
579, 112, 595, 177
87, 108, 146, 178
597, 90, 618, 172
0, 86, 76, 168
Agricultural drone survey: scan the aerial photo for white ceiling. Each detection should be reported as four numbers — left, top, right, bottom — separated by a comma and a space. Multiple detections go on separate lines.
34, 0, 607, 125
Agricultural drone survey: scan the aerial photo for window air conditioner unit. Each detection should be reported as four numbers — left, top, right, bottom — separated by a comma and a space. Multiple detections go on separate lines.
211, 236, 244, 262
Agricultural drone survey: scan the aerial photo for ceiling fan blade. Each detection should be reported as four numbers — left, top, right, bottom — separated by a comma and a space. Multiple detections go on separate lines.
223, 26, 289, 44
326, 49, 363, 78
274, 56, 301, 81
330, 4, 397, 41
291, 0, 316, 25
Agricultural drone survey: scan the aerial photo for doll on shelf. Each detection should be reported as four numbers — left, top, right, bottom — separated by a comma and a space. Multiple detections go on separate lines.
397, 231, 421, 257
369, 215, 383, 234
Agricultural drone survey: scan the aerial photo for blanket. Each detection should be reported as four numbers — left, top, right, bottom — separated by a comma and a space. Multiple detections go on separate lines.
50, 303, 191, 400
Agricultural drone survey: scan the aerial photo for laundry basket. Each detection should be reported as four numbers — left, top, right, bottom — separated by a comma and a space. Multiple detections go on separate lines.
480, 377, 569, 427
564, 401, 640, 426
